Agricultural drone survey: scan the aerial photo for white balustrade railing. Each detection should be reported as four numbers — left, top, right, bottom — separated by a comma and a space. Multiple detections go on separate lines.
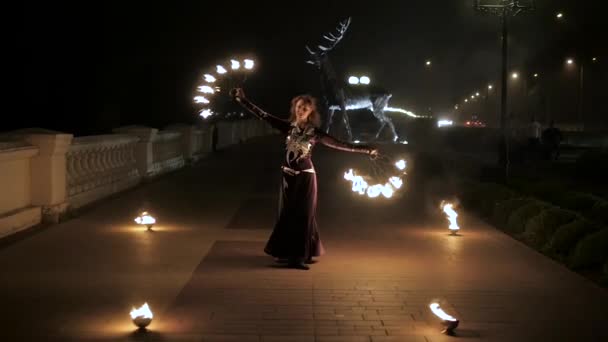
150, 130, 184, 177
1, 120, 275, 237
67, 135, 140, 208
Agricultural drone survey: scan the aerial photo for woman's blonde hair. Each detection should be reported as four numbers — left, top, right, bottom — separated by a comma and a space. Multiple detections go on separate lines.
289, 95, 321, 128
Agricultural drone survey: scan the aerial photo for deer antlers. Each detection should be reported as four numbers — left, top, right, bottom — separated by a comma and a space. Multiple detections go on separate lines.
306, 17, 352, 57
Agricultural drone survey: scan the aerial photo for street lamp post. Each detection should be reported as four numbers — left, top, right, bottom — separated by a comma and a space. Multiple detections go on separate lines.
475, 0, 534, 178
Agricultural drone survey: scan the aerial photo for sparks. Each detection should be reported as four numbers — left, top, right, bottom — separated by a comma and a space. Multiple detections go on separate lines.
359, 76, 370, 84
244, 59, 254, 69
216, 65, 227, 74
203, 74, 216, 83
429, 303, 457, 322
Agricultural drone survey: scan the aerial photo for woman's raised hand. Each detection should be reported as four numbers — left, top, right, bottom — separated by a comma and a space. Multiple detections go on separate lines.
230, 87, 246, 99
369, 148, 379, 160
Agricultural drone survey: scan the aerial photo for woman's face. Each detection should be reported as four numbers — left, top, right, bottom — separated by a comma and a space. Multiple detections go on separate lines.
295, 99, 312, 124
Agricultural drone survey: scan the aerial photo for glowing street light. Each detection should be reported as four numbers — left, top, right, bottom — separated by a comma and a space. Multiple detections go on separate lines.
511, 72, 519, 79
556, 12, 563, 19
566, 58, 574, 65
475, 92, 480, 97
425, 60, 432, 66
488, 84, 493, 90
464, 99, 468, 103
130, 303, 153, 329
592, 57, 597, 62
470, 95, 475, 99
348, 76, 359, 85
454, 105, 459, 110
533, 73, 539, 78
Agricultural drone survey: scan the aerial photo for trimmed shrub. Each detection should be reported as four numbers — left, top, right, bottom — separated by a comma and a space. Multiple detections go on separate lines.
522, 207, 578, 249
477, 183, 517, 218
493, 198, 530, 228
546, 219, 601, 257
506, 201, 548, 235
555, 191, 603, 214
568, 228, 608, 269
589, 200, 608, 225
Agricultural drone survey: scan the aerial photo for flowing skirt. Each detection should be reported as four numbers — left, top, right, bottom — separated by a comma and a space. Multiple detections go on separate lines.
264, 170, 325, 259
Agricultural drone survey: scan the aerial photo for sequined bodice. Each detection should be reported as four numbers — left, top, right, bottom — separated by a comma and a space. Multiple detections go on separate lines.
284, 124, 317, 169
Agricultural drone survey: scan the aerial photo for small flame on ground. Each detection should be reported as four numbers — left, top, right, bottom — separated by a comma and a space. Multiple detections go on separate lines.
130, 303, 154, 320
134, 212, 156, 226
197, 85, 215, 94
429, 303, 457, 322
244, 59, 254, 69
395, 160, 406, 170
194, 96, 210, 104
204, 74, 216, 83
216, 65, 227, 74
230, 59, 240, 70
441, 202, 460, 232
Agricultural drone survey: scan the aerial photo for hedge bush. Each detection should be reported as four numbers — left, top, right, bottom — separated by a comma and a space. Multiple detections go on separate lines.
546, 219, 601, 257
589, 200, 608, 225
506, 201, 548, 235
521, 207, 578, 249
568, 228, 608, 269
493, 198, 530, 228
555, 191, 603, 214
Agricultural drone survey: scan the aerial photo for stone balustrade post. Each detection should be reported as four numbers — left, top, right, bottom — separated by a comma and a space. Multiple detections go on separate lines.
113, 126, 157, 179
17, 130, 74, 223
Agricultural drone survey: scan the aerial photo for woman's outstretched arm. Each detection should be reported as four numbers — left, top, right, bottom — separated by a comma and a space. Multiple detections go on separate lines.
316, 130, 378, 157
231, 88, 290, 133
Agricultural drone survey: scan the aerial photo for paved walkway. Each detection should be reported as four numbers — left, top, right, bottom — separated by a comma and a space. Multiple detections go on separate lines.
1, 136, 606, 341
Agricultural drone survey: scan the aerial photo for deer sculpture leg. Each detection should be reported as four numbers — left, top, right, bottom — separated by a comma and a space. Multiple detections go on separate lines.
372, 96, 399, 142
341, 107, 353, 141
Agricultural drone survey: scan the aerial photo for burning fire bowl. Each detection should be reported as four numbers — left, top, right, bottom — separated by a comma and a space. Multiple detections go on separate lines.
132, 316, 152, 329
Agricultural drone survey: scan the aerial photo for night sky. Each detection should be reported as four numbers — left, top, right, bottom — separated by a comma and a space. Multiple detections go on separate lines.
13, 0, 606, 135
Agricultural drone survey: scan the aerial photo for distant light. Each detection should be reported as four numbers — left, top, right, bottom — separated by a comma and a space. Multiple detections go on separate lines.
354, 140, 360, 143
437, 120, 453, 128
556, 12, 563, 19
475, 92, 480, 96
359, 76, 370, 84
533, 73, 539, 78
454, 105, 459, 110
348, 76, 359, 85
425, 60, 431, 66
511, 72, 519, 79
488, 84, 493, 89
566, 58, 574, 65
592, 57, 597, 62
470, 95, 475, 99
464, 99, 468, 103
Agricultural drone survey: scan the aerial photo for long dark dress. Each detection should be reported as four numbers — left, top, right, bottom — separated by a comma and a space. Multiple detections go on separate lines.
235, 95, 372, 260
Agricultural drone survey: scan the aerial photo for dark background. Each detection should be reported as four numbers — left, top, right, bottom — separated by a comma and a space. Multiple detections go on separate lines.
10, 0, 606, 136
